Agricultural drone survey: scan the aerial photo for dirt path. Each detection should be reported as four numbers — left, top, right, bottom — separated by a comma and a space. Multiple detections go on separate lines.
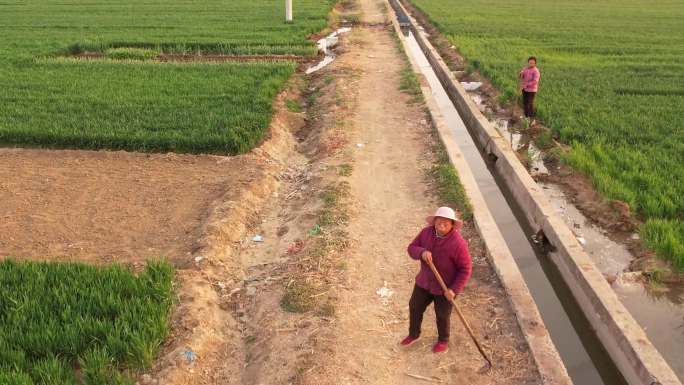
359, 0, 387, 24
297, 0, 540, 383
328, 11, 444, 385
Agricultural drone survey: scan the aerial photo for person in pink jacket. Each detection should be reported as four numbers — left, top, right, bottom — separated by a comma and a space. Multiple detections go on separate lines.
400, 207, 473, 353
519, 56, 541, 121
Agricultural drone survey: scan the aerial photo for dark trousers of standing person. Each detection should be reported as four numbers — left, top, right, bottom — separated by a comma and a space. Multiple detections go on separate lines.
522, 90, 536, 118
408, 285, 453, 342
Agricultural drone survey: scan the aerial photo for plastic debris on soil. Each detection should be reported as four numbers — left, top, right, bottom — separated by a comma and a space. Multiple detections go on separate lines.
460, 81, 482, 91
228, 287, 241, 296
182, 349, 197, 364
306, 56, 335, 75
287, 239, 305, 254
526, 143, 549, 176
308, 224, 322, 236
463, 86, 549, 176
376, 281, 394, 305
306, 28, 352, 75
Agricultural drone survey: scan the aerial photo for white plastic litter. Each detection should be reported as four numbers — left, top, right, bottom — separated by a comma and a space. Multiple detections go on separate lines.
576, 236, 587, 246
306, 28, 352, 75
252, 235, 264, 242
376, 281, 393, 305
306, 56, 334, 75
460, 81, 483, 91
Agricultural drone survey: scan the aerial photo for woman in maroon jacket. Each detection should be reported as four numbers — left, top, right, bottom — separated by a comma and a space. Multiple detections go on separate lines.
400, 206, 472, 353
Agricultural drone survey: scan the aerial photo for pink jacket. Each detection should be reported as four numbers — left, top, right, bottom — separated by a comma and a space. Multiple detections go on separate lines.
520, 66, 540, 92
408, 226, 472, 295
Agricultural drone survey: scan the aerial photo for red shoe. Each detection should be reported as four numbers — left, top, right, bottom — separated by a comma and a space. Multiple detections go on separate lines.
432, 341, 449, 353
400, 336, 420, 346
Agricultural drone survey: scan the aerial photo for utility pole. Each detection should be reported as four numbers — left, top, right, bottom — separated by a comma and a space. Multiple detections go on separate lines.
286, 0, 292, 22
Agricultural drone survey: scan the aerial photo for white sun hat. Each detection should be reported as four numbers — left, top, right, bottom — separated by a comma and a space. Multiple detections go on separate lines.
426, 206, 461, 225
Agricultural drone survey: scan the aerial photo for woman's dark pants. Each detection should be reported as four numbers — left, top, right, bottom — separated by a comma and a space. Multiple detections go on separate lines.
408, 284, 453, 342
522, 90, 536, 118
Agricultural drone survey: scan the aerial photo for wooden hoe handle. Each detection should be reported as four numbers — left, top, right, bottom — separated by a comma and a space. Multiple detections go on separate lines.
426, 259, 493, 367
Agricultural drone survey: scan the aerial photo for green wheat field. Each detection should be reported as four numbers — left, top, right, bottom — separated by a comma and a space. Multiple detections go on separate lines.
409, 0, 684, 269
0, 0, 334, 154
0, 260, 173, 385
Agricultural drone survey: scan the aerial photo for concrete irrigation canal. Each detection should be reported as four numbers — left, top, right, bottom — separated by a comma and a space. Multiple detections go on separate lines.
389, 1, 682, 385
398, 28, 624, 385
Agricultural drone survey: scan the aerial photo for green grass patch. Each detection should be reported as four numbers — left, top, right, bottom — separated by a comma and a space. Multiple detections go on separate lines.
322, 189, 341, 206
0, 259, 174, 384
399, 68, 424, 104
318, 182, 351, 226
393, 28, 423, 106
641, 219, 684, 271
281, 281, 317, 313
338, 164, 353, 176
535, 129, 554, 150
285, 98, 303, 113
430, 153, 473, 220
410, 0, 684, 268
